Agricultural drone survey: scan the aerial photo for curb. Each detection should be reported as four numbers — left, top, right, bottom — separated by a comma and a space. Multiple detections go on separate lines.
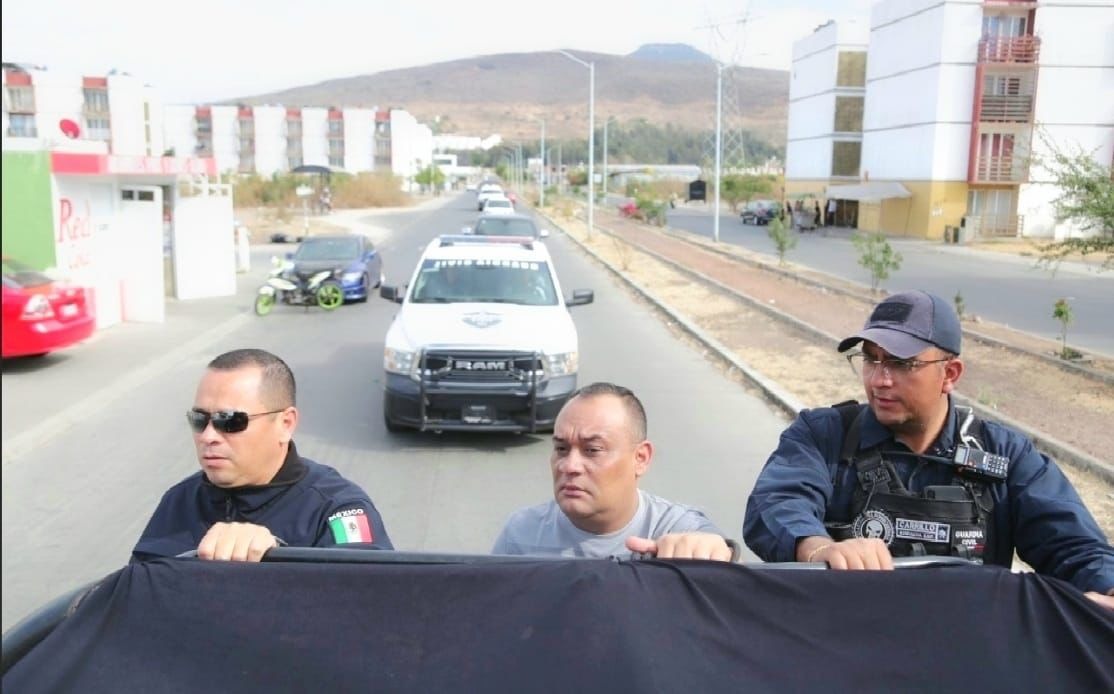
545, 212, 1114, 484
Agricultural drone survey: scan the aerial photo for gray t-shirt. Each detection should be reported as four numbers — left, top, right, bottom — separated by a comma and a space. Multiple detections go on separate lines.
491, 489, 722, 559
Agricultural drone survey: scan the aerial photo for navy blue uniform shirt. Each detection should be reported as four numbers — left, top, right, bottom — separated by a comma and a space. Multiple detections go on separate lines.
133, 441, 392, 561
743, 400, 1114, 594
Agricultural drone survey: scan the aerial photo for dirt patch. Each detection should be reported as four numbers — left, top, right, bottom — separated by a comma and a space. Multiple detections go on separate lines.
235, 207, 349, 244
548, 207, 1114, 540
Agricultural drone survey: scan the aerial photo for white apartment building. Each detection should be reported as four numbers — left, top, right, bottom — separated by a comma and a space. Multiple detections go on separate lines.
162, 103, 433, 183
785, 0, 1113, 240
2, 64, 165, 156
785, 19, 870, 228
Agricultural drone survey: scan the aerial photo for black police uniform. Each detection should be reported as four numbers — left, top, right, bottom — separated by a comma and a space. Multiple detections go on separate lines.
133, 441, 392, 561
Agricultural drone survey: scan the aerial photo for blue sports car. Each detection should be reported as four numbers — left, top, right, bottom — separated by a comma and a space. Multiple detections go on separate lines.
290, 235, 383, 302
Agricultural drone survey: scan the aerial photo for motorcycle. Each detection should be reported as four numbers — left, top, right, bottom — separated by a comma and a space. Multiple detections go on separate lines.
254, 257, 345, 316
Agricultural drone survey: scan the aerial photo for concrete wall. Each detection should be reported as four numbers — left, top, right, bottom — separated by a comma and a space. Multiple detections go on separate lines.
106, 74, 149, 156
343, 108, 376, 172
1021, 1, 1114, 238
253, 106, 286, 177
302, 108, 329, 168
161, 105, 197, 157
786, 20, 869, 182
211, 105, 239, 175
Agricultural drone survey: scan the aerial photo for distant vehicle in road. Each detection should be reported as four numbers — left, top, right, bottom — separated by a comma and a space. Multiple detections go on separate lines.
464, 213, 549, 239
480, 197, 515, 216
290, 235, 383, 302
740, 200, 781, 226
1, 257, 95, 359
476, 183, 505, 210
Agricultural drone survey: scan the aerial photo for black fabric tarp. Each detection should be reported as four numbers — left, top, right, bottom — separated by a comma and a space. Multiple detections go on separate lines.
5, 556, 1113, 693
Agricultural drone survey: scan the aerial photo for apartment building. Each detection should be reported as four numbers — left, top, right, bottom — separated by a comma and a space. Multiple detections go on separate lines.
162, 103, 434, 181
2, 65, 232, 330
784, 19, 870, 227
785, 0, 1113, 240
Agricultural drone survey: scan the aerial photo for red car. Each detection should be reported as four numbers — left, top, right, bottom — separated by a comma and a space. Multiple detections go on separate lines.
2, 257, 96, 358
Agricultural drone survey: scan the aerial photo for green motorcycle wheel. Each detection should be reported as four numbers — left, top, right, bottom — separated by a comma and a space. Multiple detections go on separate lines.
316, 281, 344, 311
254, 293, 276, 316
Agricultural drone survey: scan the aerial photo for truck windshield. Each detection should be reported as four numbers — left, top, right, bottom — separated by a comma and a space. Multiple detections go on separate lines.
410, 259, 557, 306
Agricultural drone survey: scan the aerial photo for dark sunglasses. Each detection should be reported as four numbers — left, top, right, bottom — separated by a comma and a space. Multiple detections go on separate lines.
186, 408, 286, 434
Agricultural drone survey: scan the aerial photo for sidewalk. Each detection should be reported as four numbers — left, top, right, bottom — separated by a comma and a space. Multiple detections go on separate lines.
669, 201, 1105, 277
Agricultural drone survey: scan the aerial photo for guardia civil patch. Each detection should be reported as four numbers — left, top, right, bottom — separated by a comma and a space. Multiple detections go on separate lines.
328, 508, 373, 544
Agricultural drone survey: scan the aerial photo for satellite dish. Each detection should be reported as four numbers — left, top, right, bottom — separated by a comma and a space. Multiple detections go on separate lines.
59, 119, 81, 139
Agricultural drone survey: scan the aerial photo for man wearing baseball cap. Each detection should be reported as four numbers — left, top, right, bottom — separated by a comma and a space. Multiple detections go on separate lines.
743, 291, 1113, 607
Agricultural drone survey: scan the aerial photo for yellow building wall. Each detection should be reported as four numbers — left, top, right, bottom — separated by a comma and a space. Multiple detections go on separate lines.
784, 180, 828, 205
878, 180, 969, 239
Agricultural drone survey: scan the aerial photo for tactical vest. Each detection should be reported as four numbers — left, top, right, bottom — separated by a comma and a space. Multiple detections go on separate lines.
823, 402, 998, 563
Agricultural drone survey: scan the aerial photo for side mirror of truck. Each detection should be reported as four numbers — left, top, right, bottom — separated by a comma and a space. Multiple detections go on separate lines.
379, 285, 404, 303
566, 289, 594, 307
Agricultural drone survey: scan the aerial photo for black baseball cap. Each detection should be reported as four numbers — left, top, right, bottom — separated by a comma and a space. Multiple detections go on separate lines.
837, 290, 961, 358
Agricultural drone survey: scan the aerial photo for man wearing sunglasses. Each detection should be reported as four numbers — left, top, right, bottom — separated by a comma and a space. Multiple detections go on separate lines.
743, 291, 1113, 607
133, 348, 392, 562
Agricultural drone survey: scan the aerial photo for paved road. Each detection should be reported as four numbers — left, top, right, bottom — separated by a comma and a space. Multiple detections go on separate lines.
657, 205, 1114, 357
1, 193, 788, 630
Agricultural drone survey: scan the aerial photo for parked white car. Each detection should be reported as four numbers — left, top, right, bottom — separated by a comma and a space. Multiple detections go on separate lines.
476, 184, 505, 210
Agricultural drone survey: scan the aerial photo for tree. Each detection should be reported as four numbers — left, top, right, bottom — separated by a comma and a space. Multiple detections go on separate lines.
1034, 130, 1114, 271
413, 164, 446, 192
766, 216, 796, 266
720, 174, 773, 213
852, 232, 903, 292
1052, 298, 1077, 359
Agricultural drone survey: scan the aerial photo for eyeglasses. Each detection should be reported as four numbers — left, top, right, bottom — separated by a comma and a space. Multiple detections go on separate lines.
846, 352, 953, 378
186, 408, 286, 434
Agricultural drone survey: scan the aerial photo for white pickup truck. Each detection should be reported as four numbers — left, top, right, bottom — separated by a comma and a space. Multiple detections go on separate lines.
378, 234, 593, 433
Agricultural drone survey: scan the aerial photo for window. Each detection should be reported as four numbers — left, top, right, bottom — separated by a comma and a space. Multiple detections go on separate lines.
328, 155, 344, 168
836, 52, 866, 88
6, 86, 35, 113
833, 96, 863, 133
831, 141, 861, 177
85, 116, 112, 141
982, 14, 1026, 37
328, 120, 343, 135
83, 88, 109, 113
288, 156, 303, 169
7, 114, 37, 137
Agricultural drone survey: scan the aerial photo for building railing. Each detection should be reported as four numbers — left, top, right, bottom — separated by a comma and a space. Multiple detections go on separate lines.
979, 94, 1034, 122
972, 155, 1028, 183
963, 213, 1023, 238
978, 35, 1040, 63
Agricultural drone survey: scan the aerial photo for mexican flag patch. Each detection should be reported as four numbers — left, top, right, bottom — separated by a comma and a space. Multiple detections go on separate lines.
328, 509, 374, 544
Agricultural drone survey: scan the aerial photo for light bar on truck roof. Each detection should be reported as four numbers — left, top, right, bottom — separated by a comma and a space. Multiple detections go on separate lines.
438, 234, 534, 249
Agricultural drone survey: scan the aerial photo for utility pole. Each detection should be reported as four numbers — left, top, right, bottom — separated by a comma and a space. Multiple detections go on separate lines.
602, 118, 608, 200
714, 62, 723, 243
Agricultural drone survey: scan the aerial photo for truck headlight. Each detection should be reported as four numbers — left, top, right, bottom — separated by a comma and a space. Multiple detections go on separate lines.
384, 347, 418, 378
543, 351, 578, 377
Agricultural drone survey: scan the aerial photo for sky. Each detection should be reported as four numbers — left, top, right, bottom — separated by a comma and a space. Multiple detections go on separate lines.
2, 0, 874, 104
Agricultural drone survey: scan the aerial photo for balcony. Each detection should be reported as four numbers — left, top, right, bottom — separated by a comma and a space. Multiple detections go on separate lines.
971, 155, 1027, 183
978, 35, 1040, 63
979, 94, 1034, 122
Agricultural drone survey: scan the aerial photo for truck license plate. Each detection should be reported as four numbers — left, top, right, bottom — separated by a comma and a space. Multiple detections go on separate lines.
462, 405, 495, 424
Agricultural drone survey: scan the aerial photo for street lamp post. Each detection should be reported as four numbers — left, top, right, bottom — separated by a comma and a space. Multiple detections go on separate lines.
539, 119, 546, 207
713, 62, 724, 243
558, 50, 595, 239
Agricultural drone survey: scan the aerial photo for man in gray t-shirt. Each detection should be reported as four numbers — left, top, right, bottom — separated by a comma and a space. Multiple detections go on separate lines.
492, 383, 737, 561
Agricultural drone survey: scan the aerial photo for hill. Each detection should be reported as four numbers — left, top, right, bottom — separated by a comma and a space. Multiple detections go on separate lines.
233, 45, 788, 147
